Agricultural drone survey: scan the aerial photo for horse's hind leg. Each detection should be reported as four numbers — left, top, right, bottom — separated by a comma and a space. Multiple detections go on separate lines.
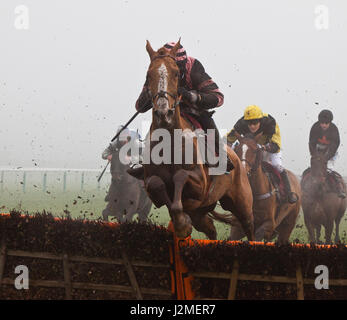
220, 195, 254, 241
334, 215, 343, 243
334, 201, 345, 243
229, 221, 246, 241
190, 213, 217, 240
303, 211, 316, 243
276, 208, 299, 245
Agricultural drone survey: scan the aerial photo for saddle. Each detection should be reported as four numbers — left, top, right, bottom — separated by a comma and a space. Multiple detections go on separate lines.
301, 167, 342, 193
261, 161, 286, 202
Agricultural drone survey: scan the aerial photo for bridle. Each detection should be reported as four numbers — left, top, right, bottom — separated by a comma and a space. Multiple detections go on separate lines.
149, 54, 181, 110
241, 146, 263, 177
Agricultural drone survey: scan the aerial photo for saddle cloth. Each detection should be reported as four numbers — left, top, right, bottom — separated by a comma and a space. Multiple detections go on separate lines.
181, 112, 203, 130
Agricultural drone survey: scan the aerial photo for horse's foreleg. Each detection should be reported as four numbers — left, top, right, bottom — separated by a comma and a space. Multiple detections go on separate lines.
303, 212, 316, 243
316, 224, 322, 243
324, 218, 334, 244
102, 208, 109, 222
145, 175, 172, 210
170, 169, 192, 238
171, 169, 189, 214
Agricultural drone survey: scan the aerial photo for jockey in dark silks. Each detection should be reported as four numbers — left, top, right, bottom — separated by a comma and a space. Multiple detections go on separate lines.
307, 109, 346, 198
128, 41, 234, 178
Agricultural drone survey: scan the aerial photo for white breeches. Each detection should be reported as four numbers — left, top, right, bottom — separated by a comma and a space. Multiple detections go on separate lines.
263, 151, 284, 173
328, 152, 338, 170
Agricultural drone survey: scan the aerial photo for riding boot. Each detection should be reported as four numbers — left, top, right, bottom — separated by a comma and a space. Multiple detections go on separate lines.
336, 184, 346, 199
199, 113, 234, 173
333, 174, 346, 199
280, 170, 298, 204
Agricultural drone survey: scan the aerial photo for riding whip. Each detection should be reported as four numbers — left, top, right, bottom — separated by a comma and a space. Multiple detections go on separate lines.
97, 103, 149, 182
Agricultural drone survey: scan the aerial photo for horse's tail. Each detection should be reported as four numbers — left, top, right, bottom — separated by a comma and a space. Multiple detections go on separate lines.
208, 210, 233, 225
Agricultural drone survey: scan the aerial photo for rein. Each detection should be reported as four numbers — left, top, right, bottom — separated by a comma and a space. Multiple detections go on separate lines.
243, 146, 276, 201
242, 147, 263, 177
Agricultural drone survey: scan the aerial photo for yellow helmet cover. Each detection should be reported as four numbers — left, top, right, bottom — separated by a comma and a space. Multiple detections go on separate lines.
244, 105, 264, 120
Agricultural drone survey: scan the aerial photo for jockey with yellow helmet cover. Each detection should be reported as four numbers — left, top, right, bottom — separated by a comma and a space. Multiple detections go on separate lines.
227, 105, 298, 204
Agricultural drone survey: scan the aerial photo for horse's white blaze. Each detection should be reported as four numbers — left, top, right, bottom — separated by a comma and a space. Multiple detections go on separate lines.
242, 144, 248, 168
158, 63, 168, 92
157, 63, 169, 109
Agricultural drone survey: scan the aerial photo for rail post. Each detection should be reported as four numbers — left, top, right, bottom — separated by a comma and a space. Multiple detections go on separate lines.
0, 171, 4, 192
81, 172, 85, 191
63, 171, 67, 192
22, 172, 26, 193
43, 172, 47, 193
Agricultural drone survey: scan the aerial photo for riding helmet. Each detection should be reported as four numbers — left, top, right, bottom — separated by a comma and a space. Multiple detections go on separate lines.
164, 42, 187, 77
244, 105, 264, 121
318, 109, 333, 123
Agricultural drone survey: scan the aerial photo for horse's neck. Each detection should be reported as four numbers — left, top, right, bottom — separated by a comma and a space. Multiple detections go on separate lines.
311, 165, 327, 179
249, 165, 271, 193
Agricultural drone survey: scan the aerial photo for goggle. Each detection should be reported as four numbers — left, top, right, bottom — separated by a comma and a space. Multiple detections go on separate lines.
246, 119, 261, 126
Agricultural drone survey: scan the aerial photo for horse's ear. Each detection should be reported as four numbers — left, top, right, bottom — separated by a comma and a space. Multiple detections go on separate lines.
169, 38, 181, 57
234, 131, 243, 142
254, 132, 263, 143
146, 40, 156, 60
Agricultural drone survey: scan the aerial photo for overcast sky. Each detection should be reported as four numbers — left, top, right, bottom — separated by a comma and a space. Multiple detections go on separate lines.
0, 0, 346, 174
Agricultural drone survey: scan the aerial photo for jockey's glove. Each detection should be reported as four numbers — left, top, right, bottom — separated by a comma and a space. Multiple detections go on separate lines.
178, 87, 201, 104
258, 143, 271, 152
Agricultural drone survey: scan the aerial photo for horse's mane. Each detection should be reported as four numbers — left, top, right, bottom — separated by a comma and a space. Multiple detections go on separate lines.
244, 133, 256, 139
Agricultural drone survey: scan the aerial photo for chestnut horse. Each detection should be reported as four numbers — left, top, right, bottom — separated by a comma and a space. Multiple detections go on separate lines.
140, 40, 254, 240
232, 133, 301, 244
301, 151, 346, 243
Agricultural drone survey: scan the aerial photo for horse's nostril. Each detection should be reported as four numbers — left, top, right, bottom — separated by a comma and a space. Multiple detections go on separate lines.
168, 109, 174, 116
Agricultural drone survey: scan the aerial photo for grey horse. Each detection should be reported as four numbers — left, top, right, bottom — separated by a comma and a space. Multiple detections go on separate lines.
101, 128, 152, 223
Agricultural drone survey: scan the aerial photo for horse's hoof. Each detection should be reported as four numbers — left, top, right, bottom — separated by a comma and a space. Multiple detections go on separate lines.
173, 213, 192, 239
176, 225, 193, 239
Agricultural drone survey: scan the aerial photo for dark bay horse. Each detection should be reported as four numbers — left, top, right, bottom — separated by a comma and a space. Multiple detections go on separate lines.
301, 151, 346, 243
140, 40, 254, 240
232, 133, 301, 244
102, 136, 152, 223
